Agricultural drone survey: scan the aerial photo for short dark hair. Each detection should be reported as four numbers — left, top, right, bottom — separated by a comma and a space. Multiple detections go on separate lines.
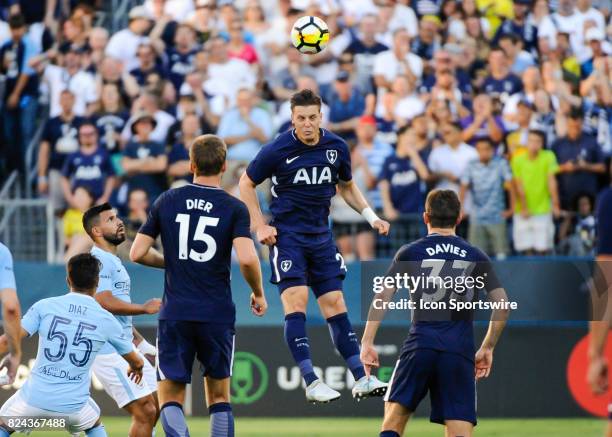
528, 129, 547, 146
568, 106, 584, 120
475, 137, 495, 149
67, 253, 100, 292
190, 134, 227, 176
8, 14, 25, 29
425, 189, 461, 228
82, 203, 113, 238
290, 89, 322, 111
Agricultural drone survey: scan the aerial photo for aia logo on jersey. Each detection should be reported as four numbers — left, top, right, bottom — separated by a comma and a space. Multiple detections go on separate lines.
326, 149, 337, 164
281, 260, 292, 272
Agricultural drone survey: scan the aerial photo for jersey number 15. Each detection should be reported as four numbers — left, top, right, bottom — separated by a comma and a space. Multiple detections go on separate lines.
176, 213, 220, 262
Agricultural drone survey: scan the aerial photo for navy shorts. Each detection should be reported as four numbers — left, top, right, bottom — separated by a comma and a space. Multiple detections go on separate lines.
269, 230, 347, 297
385, 348, 477, 426
157, 320, 235, 383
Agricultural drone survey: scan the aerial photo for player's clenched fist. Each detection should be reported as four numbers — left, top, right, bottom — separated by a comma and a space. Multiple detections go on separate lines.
142, 298, 162, 314
256, 224, 278, 246
250, 293, 268, 317
372, 219, 390, 236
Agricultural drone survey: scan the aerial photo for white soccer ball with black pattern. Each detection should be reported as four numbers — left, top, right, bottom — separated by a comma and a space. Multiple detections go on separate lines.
291, 16, 330, 54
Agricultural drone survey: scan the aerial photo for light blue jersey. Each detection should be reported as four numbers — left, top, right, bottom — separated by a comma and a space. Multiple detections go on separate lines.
0, 243, 16, 290
20, 292, 132, 413
91, 246, 133, 354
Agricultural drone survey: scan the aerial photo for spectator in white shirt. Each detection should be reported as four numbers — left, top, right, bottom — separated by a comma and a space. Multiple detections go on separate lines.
204, 35, 256, 107
105, 6, 152, 72
373, 28, 423, 92
42, 45, 98, 117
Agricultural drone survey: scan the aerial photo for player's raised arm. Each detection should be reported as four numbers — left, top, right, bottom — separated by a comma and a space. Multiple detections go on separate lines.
338, 178, 390, 236
239, 170, 277, 246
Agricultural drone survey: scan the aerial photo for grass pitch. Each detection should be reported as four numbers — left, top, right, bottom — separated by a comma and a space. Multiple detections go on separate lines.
42, 417, 606, 436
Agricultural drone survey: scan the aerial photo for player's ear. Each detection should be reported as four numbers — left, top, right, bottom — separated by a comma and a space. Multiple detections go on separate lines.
189, 160, 197, 176
422, 212, 429, 225
221, 161, 227, 174
66, 275, 73, 291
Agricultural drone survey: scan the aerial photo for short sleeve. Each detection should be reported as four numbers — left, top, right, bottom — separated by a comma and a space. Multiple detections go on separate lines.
232, 201, 252, 240
460, 163, 473, 186
123, 143, 137, 158
546, 152, 559, 175
245, 144, 277, 185
93, 254, 114, 293
105, 317, 133, 355
372, 52, 387, 77
42, 119, 53, 142
501, 159, 512, 182
338, 142, 352, 182
0, 246, 16, 290
379, 157, 392, 182
21, 303, 41, 336
138, 193, 163, 238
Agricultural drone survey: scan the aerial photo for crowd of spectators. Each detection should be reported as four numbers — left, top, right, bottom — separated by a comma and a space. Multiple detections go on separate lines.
0, 0, 610, 260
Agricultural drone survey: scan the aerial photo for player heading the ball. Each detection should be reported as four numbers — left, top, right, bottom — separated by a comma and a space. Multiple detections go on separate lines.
239, 89, 389, 403
130, 134, 267, 437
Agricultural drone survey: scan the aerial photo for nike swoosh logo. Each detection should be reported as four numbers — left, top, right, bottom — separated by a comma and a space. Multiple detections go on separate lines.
286, 156, 301, 164
295, 337, 308, 342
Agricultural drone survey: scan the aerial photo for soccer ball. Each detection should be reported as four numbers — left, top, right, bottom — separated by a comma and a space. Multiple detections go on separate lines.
291, 16, 330, 54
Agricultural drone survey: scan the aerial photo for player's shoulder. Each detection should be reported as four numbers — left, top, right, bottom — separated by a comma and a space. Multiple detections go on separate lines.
0, 242, 10, 259
321, 128, 349, 151
265, 129, 298, 152
90, 246, 120, 268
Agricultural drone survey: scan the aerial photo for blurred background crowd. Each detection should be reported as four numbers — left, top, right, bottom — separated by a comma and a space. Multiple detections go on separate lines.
0, 0, 610, 262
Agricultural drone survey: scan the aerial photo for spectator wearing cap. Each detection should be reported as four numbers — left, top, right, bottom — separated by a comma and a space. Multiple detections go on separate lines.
325, 70, 369, 142
379, 125, 430, 222
373, 28, 423, 93
411, 15, 442, 61
61, 122, 115, 207
506, 99, 535, 160
498, 33, 536, 75
38, 43, 98, 118
574, 0, 607, 61
216, 87, 273, 161
552, 107, 606, 211
354, 115, 394, 211
459, 137, 513, 259
121, 112, 168, 202
105, 5, 152, 72
122, 93, 176, 145
38, 90, 87, 212
481, 47, 523, 105
0, 14, 39, 174
580, 27, 610, 79
461, 94, 505, 146
511, 129, 560, 255
492, 0, 539, 55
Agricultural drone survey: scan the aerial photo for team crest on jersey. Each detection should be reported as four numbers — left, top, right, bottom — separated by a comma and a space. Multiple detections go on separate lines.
281, 260, 292, 272
326, 149, 337, 164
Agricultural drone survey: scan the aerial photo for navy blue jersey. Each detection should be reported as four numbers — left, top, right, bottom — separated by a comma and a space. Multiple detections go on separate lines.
389, 234, 501, 360
596, 187, 612, 256
139, 183, 251, 323
166, 47, 198, 91
43, 116, 87, 171
379, 154, 426, 214
481, 74, 523, 102
61, 147, 114, 200
246, 129, 352, 234
93, 111, 129, 154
